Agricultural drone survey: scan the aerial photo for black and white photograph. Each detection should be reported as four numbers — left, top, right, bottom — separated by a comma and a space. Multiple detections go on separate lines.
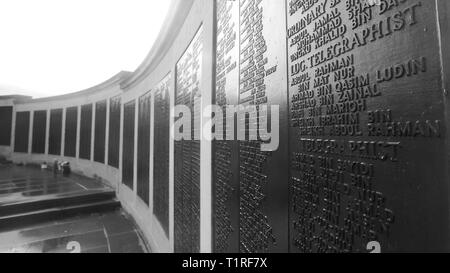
0, 0, 449, 261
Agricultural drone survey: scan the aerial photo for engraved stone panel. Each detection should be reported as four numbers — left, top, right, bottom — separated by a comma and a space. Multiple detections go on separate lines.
14, 111, 30, 153
64, 107, 78, 157
123, 101, 135, 190
213, 0, 289, 253
79, 104, 93, 160
214, 0, 240, 253
153, 74, 171, 235
237, 0, 289, 253
174, 26, 203, 253
0, 106, 13, 146
49, 109, 63, 156
286, 0, 446, 252
94, 100, 107, 163
32, 110, 47, 154
138, 92, 151, 205
108, 96, 121, 168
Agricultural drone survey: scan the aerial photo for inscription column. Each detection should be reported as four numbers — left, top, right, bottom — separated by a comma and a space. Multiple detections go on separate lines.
214, 0, 289, 253
214, 0, 240, 253
287, 0, 445, 252
174, 26, 204, 253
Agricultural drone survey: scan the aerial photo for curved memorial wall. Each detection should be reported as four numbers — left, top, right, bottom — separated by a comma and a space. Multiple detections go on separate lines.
0, 0, 449, 253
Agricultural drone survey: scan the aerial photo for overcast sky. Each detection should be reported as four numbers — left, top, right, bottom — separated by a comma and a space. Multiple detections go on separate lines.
0, 0, 171, 98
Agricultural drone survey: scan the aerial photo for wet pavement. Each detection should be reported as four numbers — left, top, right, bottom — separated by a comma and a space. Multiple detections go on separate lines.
0, 164, 149, 253
0, 211, 149, 253
0, 164, 109, 205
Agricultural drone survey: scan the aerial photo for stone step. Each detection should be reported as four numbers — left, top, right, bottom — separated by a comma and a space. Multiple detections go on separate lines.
0, 190, 116, 217
0, 199, 121, 232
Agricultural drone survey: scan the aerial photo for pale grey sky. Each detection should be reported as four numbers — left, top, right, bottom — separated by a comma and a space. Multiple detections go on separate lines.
0, 0, 171, 98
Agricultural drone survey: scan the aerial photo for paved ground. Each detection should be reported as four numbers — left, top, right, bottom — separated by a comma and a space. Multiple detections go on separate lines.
0, 164, 149, 253
0, 211, 148, 253
0, 164, 108, 205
